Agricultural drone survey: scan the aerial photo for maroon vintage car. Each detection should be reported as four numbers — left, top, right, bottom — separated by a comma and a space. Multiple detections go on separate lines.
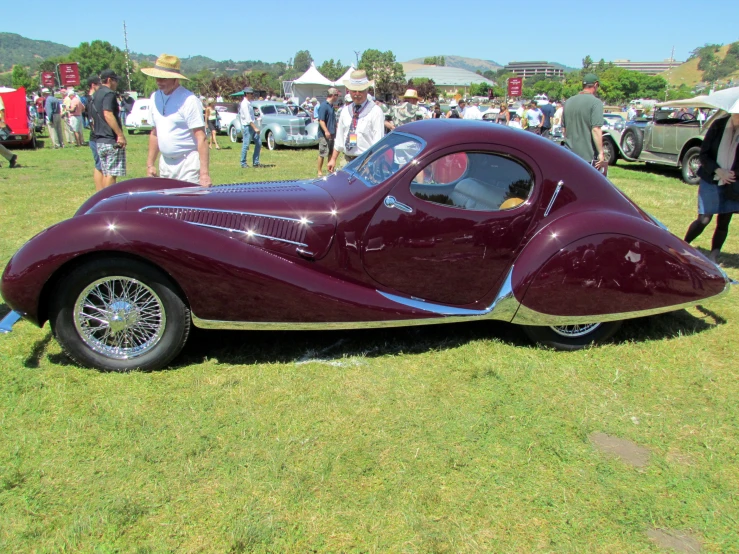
1, 120, 734, 371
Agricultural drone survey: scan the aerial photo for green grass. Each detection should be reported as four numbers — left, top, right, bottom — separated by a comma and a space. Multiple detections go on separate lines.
1, 133, 738, 552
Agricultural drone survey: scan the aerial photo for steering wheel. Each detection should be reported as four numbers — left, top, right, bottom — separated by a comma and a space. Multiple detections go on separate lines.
372, 158, 394, 182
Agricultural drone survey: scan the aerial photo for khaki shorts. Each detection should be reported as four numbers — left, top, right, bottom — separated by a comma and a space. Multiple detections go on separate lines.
318, 136, 334, 158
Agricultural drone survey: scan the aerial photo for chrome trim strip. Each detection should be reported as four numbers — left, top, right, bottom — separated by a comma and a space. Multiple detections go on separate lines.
543, 180, 564, 218
191, 268, 521, 331
0, 311, 23, 334
139, 205, 313, 225
185, 221, 309, 247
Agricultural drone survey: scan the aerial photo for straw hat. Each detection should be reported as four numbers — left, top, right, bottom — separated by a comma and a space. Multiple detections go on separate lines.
141, 54, 189, 80
343, 70, 373, 91
402, 89, 420, 100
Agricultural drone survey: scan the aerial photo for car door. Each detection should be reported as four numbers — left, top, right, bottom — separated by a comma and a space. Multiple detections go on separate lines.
361, 146, 538, 306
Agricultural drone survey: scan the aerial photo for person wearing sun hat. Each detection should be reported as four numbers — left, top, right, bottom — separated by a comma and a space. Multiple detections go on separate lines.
142, 54, 211, 186
390, 88, 429, 130
327, 69, 384, 172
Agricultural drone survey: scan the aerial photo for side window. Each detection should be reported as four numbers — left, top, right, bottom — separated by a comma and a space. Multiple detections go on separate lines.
410, 152, 533, 211
260, 105, 276, 115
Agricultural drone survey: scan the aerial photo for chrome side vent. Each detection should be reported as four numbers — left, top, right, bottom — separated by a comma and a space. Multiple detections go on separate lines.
140, 206, 309, 246
212, 182, 304, 194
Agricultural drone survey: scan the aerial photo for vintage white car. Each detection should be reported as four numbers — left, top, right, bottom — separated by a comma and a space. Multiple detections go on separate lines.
124, 99, 153, 134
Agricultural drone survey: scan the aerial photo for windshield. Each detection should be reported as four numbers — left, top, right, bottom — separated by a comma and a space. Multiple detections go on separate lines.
345, 133, 425, 187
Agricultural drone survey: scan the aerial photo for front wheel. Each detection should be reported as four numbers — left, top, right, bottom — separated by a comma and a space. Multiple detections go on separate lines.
681, 146, 701, 185
602, 137, 618, 165
50, 258, 191, 372
522, 321, 622, 351
229, 125, 239, 143
127, 129, 135, 135
266, 130, 276, 150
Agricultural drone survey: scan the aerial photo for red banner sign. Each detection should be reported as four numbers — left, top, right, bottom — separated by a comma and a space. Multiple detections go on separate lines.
58, 63, 80, 86
507, 77, 523, 97
41, 72, 56, 88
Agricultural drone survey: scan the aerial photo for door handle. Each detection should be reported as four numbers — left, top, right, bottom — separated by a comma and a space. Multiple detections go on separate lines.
384, 195, 413, 214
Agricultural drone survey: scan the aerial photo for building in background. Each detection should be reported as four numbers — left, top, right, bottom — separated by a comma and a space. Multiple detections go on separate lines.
401, 64, 496, 96
610, 59, 683, 75
503, 62, 565, 79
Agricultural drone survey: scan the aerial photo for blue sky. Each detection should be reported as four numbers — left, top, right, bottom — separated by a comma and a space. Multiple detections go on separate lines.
3, 0, 738, 70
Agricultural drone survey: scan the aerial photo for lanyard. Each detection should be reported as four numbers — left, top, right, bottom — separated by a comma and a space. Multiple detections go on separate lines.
159, 91, 173, 116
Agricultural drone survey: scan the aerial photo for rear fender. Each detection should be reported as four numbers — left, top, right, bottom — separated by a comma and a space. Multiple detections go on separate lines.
510, 211, 727, 323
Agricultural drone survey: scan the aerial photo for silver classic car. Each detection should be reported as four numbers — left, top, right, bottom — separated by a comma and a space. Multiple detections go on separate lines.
227, 101, 320, 150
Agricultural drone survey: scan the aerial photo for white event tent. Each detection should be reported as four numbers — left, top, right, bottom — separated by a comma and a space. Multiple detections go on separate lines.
290, 63, 334, 104
332, 66, 356, 94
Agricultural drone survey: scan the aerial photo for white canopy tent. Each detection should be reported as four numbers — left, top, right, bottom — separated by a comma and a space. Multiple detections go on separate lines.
290, 63, 334, 104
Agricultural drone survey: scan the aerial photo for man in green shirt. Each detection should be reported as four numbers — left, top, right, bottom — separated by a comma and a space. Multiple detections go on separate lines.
562, 73, 605, 168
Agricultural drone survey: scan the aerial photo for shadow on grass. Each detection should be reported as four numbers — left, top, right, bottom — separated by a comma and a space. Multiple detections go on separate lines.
24, 332, 54, 369
696, 247, 739, 270
173, 307, 724, 369
614, 161, 692, 183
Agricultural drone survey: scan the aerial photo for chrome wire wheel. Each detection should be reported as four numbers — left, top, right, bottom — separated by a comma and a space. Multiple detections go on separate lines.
73, 276, 167, 360
549, 323, 601, 338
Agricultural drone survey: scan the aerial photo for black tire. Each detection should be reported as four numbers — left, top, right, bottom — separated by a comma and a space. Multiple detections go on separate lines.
522, 321, 622, 351
620, 127, 643, 159
50, 258, 191, 372
127, 129, 135, 135
229, 125, 240, 143
681, 146, 701, 185
266, 130, 276, 151
603, 136, 618, 166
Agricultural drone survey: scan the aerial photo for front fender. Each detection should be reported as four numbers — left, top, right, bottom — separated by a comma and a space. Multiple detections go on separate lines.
510, 211, 728, 323
2, 211, 433, 329
76, 177, 192, 216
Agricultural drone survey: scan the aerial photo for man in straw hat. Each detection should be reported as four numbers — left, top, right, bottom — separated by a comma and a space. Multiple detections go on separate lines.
390, 89, 429, 130
141, 54, 211, 186
327, 70, 384, 172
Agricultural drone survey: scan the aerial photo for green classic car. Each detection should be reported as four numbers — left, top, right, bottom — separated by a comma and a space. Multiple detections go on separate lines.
603, 106, 718, 185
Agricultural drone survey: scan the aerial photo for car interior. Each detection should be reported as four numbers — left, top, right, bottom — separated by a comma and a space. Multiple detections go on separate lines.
410, 152, 533, 211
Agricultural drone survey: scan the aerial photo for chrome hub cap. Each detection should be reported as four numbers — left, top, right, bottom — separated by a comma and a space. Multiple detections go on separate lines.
550, 323, 601, 338
74, 277, 166, 359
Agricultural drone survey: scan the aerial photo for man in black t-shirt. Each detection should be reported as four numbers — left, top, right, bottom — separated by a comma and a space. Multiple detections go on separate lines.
86, 75, 103, 191
91, 69, 126, 188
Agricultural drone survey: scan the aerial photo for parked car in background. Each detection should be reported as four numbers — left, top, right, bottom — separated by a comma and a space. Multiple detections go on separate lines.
1, 120, 733, 371
125, 99, 153, 134
606, 105, 719, 184
213, 102, 239, 135
602, 113, 625, 131
228, 100, 319, 150
0, 88, 37, 150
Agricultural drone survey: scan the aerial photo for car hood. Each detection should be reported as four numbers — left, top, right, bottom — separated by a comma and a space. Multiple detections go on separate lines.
83, 180, 338, 260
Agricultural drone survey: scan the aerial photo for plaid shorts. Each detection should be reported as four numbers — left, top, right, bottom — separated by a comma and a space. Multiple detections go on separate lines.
97, 143, 127, 177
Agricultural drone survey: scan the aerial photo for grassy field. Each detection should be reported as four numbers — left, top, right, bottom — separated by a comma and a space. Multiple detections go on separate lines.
1, 132, 738, 553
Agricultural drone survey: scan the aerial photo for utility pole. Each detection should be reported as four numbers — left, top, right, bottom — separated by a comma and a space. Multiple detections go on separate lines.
123, 21, 132, 91
665, 45, 675, 101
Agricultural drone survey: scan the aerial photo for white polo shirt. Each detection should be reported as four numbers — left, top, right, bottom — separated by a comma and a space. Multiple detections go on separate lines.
150, 86, 205, 158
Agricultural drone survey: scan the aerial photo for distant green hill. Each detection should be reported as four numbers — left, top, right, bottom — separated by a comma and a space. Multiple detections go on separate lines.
0, 32, 71, 71
407, 56, 503, 73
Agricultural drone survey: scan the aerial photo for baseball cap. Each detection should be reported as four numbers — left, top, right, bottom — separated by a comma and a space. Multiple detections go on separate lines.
582, 73, 598, 85
242, 86, 254, 93
100, 69, 120, 81
41, 87, 50, 94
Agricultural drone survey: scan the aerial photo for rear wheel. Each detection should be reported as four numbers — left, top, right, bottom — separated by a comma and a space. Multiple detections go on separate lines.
602, 136, 618, 165
127, 129, 135, 135
620, 127, 643, 159
266, 130, 276, 150
523, 321, 622, 351
681, 146, 701, 185
50, 258, 191, 372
